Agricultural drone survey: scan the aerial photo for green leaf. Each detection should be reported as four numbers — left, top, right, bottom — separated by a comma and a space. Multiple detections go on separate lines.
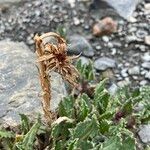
70, 116, 98, 140
140, 108, 150, 123
19, 114, 30, 134
98, 111, 114, 120
67, 139, 78, 150
76, 96, 90, 122
80, 93, 92, 110
132, 88, 140, 98
101, 136, 121, 150
76, 60, 95, 81
51, 117, 74, 139
94, 79, 108, 95
88, 70, 95, 81
122, 99, 133, 115
16, 116, 41, 150
59, 96, 75, 118
53, 140, 66, 150
78, 140, 94, 150
1, 139, 14, 150
94, 89, 110, 114
0, 130, 14, 139
121, 136, 136, 150
56, 25, 67, 39
99, 120, 110, 134
144, 145, 150, 150
76, 59, 82, 72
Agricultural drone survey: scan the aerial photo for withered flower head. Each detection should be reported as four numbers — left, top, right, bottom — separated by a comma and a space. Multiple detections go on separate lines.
35, 32, 80, 87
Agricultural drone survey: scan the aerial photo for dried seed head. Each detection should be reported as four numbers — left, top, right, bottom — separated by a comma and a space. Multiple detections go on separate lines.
35, 32, 80, 87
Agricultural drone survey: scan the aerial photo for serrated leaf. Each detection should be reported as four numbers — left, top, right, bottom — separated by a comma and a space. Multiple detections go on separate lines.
121, 136, 136, 150
76, 60, 94, 81
78, 140, 94, 150
0, 130, 14, 139
101, 136, 121, 150
59, 96, 75, 118
94, 90, 110, 114
94, 79, 108, 96
140, 108, 150, 123
19, 114, 30, 134
51, 117, 74, 139
16, 116, 41, 150
80, 93, 92, 110
99, 120, 110, 134
76, 59, 82, 72
71, 116, 98, 140
98, 111, 114, 120
132, 88, 140, 98
122, 99, 133, 115
76, 97, 90, 122
53, 140, 66, 150
67, 139, 78, 150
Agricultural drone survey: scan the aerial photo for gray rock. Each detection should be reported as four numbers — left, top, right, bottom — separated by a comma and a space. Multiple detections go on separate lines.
142, 53, 150, 62
111, 48, 117, 55
91, 0, 141, 20
68, 35, 94, 57
128, 16, 137, 23
108, 83, 118, 95
73, 17, 80, 25
138, 125, 150, 144
134, 103, 144, 112
145, 71, 150, 80
117, 79, 130, 87
128, 66, 140, 75
142, 62, 150, 69
139, 80, 148, 86
94, 57, 116, 71
145, 36, 150, 45
0, 0, 21, 4
78, 56, 90, 65
102, 36, 109, 42
126, 35, 142, 43
121, 68, 128, 78
95, 45, 101, 50
136, 29, 148, 39
107, 42, 113, 48
139, 45, 146, 52
0, 41, 67, 127
0, 0, 21, 8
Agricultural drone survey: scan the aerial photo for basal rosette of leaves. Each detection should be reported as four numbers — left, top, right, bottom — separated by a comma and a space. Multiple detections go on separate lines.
0, 64, 150, 149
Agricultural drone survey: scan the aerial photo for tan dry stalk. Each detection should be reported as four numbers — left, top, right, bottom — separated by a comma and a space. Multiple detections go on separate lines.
34, 32, 79, 125
34, 35, 52, 125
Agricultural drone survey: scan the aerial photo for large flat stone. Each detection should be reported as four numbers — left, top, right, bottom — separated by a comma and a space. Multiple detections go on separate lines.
0, 40, 67, 127
90, 0, 142, 20
0, 0, 21, 4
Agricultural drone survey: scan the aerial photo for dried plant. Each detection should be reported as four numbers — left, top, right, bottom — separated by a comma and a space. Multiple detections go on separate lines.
34, 32, 79, 125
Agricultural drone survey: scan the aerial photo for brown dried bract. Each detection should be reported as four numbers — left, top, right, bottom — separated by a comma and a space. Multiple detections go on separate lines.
34, 32, 79, 125
37, 32, 80, 87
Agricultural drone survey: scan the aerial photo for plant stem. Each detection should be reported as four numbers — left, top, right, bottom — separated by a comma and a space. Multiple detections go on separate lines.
34, 35, 52, 125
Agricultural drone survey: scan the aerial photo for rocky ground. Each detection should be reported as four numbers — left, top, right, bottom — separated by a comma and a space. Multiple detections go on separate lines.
0, 0, 150, 147
0, 0, 150, 89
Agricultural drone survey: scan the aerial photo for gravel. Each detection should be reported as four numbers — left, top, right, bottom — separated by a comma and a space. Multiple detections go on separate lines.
138, 125, 150, 144
0, 0, 149, 86
94, 57, 116, 71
